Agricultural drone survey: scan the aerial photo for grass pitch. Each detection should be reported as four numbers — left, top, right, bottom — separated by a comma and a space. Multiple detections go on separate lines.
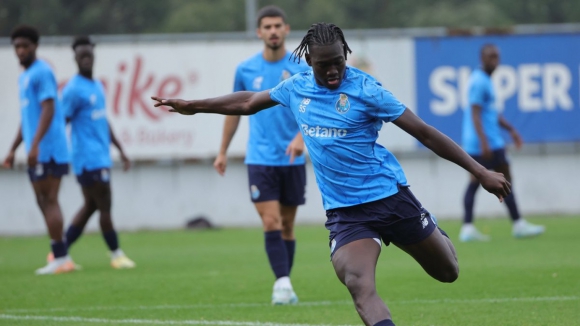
0, 216, 579, 326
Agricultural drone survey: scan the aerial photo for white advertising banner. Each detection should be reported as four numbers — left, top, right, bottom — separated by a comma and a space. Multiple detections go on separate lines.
0, 36, 416, 162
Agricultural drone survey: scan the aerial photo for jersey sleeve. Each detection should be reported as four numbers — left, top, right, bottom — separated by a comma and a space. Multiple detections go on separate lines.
233, 66, 245, 92
34, 68, 58, 103
363, 78, 406, 123
61, 85, 79, 119
269, 78, 293, 108
468, 76, 487, 107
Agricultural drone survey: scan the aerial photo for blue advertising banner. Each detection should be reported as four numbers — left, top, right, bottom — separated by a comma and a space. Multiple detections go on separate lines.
415, 34, 580, 144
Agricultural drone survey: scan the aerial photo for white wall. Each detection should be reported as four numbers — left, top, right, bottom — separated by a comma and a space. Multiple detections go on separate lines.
1, 152, 578, 236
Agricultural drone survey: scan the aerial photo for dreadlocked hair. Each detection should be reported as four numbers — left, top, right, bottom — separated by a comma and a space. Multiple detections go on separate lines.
291, 22, 352, 63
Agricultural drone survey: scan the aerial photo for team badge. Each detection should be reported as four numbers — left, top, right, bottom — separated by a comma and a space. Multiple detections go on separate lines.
35, 163, 44, 176
421, 213, 429, 229
250, 185, 260, 200
101, 169, 110, 182
299, 98, 311, 113
335, 94, 350, 114
280, 70, 291, 81
253, 76, 263, 90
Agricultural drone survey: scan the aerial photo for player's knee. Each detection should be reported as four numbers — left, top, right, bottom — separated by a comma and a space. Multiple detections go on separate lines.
344, 271, 375, 298
261, 214, 282, 231
281, 223, 294, 238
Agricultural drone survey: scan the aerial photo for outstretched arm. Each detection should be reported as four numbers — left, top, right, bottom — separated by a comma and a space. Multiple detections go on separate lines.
108, 121, 130, 171
151, 90, 277, 116
393, 108, 511, 201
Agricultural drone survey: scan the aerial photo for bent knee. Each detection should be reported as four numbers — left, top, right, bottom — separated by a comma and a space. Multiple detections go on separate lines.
343, 272, 376, 297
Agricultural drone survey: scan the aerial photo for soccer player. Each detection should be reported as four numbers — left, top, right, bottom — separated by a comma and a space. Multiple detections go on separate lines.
3, 25, 76, 275
152, 23, 512, 326
212, 5, 308, 305
60, 36, 136, 269
459, 44, 545, 242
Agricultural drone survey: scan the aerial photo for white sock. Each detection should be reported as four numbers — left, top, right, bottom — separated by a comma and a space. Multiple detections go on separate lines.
111, 249, 125, 259
274, 276, 292, 290
513, 219, 526, 228
461, 223, 475, 232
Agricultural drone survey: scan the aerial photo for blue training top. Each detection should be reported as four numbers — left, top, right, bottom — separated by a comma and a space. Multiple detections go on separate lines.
19, 59, 69, 163
270, 67, 408, 210
61, 74, 112, 175
234, 51, 309, 166
462, 68, 505, 155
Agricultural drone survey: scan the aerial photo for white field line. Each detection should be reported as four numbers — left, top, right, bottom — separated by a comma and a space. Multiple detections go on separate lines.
0, 314, 359, 326
3, 296, 577, 314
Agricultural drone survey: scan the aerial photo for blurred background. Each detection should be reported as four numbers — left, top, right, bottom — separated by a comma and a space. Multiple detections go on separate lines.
1, 0, 579, 235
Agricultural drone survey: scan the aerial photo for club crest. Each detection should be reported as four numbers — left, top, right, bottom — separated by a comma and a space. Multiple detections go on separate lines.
280, 70, 291, 81
335, 94, 350, 114
250, 185, 260, 200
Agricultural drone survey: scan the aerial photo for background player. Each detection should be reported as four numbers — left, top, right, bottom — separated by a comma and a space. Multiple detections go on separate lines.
60, 36, 136, 269
212, 6, 308, 305
459, 44, 545, 242
152, 23, 512, 326
3, 25, 76, 275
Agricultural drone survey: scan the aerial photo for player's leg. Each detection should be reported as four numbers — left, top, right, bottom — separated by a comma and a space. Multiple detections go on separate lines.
394, 228, 459, 283
387, 186, 458, 283
255, 200, 296, 304
278, 164, 306, 275
332, 239, 393, 326
88, 169, 135, 268
460, 154, 490, 242
492, 150, 544, 238
248, 164, 295, 304
280, 205, 297, 272
30, 162, 76, 274
65, 186, 98, 249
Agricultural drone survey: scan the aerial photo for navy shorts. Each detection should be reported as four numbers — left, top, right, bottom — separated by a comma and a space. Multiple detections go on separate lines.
471, 148, 509, 170
27, 158, 69, 182
326, 185, 448, 258
247, 164, 306, 206
76, 168, 111, 187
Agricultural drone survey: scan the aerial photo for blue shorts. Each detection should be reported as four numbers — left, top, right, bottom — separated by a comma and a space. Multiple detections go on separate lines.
27, 158, 69, 183
76, 168, 111, 187
247, 164, 306, 206
471, 148, 508, 170
326, 185, 447, 257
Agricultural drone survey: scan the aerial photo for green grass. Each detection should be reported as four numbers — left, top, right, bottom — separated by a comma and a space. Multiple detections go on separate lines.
0, 216, 579, 326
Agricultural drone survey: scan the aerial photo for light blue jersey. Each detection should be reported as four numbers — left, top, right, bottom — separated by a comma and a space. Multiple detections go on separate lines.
462, 69, 505, 155
234, 51, 309, 165
270, 67, 408, 210
61, 75, 111, 175
19, 60, 69, 163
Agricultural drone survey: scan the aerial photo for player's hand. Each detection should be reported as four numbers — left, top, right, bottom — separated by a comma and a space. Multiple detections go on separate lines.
120, 152, 131, 172
511, 130, 523, 150
286, 134, 305, 164
151, 96, 193, 115
2, 151, 15, 169
477, 170, 511, 202
213, 153, 227, 176
27, 146, 39, 168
